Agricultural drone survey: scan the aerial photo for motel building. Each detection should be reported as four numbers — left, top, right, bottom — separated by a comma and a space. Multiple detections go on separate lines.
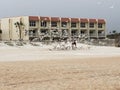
0, 16, 106, 41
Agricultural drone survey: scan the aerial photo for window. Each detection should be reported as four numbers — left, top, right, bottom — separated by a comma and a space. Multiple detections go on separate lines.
61, 22, 67, 27
51, 22, 57, 27
71, 22, 76, 27
89, 23, 94, 28
41, 21, 47, 27
80, 23, 86, 28
29, 21, 36, 27
98, 23, 103, 28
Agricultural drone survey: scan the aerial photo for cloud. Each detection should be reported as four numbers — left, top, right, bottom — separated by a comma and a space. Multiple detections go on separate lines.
109, 5, 114, 9
97, 2, 102, 5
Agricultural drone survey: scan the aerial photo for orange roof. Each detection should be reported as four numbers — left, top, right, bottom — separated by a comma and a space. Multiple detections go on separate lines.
29, 16, 39, 21
71, 18, 79, 23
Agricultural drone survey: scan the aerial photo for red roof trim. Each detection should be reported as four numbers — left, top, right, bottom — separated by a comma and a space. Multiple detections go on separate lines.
61, 18, 70, 22
80, 18, 88, 23
98, 19, 105, 24
51, 17, 60, 22
40, 17, 50, 21
89, 19, 97, 23
29, 16, 39, 21
71, 18, 79, 23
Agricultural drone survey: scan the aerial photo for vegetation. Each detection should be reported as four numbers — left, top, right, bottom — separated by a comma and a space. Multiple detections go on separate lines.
0, 29, 2, 40
14, 21, 24, 41
107, 30, 120, 47
0, 29, 2, 34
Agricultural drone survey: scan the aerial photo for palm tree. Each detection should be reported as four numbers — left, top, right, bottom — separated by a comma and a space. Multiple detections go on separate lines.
14, 21, 24, 41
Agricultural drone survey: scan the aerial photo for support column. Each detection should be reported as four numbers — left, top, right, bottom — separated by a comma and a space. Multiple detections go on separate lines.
9, 19, 12, 40
96, 22, 99, 39
69, 20, 71, 40
77, 22, 81, 42
59, 21, 62, 39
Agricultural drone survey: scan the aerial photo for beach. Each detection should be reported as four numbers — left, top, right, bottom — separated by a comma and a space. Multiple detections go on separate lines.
0, 43, 120, 90
1, 57, 120, 90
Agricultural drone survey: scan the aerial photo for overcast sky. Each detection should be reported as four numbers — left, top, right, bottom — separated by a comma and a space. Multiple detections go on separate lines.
0, 0, 120, 33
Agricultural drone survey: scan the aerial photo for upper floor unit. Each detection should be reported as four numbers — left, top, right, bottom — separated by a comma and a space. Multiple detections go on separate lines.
28, 16, 106, 30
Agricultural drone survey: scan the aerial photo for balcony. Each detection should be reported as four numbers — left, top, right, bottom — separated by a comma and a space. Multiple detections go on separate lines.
89, 19, 97, 29
29, 21, 39, 29
89, 34, 97, 37
98, 31, 105, 37
80, 23, 88, 29
89, 23, 97, 29
89, 30, 97, 37
61, 23, 69, 29
40, 33, 50, 37
98, 34, 105, 37
71, 23, 79, 29
61, 30, 69, 37
71, 30, 79, 37
29, 33, 37, 37
51, 22, 59, 30
51, 30, 60, 37
40, 29, 50, 37
29, 30, 38, 37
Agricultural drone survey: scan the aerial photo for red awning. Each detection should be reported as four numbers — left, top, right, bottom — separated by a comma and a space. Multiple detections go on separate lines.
29, 16, 39, 21
51, 17, 60, 22
98, 19, 105, 24
61, 18, 70, 22
40, 17, 50, 21
71, 18, 79, 23
80, 18, 88, 23
89, 19, 97, 23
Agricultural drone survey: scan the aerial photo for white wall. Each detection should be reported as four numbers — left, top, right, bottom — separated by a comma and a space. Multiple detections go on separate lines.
0, 16, 29, 41
21, 16, 29, 40
1, 18, 10, 40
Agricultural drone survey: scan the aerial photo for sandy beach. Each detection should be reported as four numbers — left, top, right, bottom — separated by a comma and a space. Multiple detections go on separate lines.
0, 56, 120, 90
0, 43, 120, 90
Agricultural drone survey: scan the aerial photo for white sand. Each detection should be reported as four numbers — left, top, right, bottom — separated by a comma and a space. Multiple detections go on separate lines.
0, 43, 120, 62
1, 43, 120, 90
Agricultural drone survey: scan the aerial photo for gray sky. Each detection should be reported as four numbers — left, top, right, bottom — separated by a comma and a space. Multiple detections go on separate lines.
0, 0, 120, 33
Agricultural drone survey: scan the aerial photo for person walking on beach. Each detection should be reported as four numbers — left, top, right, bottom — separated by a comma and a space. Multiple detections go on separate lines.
72, 40, 77, 50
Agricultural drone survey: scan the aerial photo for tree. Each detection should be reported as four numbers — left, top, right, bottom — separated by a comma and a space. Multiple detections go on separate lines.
0, 29, 2, 34
112, 30, 116, 34
14, 21, 24, 41
0, 29, 2, 40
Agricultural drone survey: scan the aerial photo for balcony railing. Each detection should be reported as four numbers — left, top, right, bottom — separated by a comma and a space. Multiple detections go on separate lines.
89, 34, 97, 37
98, 34, 105, 37
71, 34, 78, 37
29, 33, 37, 37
